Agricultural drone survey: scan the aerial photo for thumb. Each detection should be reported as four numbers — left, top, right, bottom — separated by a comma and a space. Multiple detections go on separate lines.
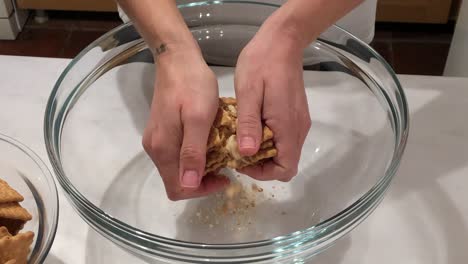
179, 111, 211, 189
236, 80, 263, 156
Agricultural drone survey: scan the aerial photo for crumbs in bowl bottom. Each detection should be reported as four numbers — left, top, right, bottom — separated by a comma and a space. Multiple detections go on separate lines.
188, 176, 273, 232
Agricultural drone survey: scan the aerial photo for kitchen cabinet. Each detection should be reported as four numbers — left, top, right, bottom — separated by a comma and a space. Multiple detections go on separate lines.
16, 0, 456, 24
444, 0, 468, 77
16, 0, 117, 12
1, 0, 27, 39
377, 0, 453, 23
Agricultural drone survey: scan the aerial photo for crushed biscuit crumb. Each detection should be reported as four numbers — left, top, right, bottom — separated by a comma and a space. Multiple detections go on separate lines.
188, 177, 269, 231
251, 183, 263, 193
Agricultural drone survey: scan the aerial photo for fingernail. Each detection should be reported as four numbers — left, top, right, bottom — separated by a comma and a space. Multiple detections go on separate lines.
240, 136, 256, 149
181, 170, 200, 188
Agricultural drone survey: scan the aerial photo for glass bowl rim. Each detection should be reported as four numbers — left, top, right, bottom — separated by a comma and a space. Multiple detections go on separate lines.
44, 0, 409, 255
0, 133, 59, 263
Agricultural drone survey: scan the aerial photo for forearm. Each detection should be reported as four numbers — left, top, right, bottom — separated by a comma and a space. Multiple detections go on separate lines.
116, 0, 198, 56
262, 0, 364, 49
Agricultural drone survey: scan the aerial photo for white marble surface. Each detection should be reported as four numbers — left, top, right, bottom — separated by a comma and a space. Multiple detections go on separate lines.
0, 55, 467, 263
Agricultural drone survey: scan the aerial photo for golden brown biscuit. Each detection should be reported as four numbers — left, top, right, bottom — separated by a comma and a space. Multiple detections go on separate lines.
0, 226, 11, 239
205, 98, 277, 174
0, 203, 32, 235
0, 179, 24, 203
0, 231, 34, 264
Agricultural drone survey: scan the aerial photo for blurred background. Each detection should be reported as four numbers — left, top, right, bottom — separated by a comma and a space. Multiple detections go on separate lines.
0, 0, 466, 76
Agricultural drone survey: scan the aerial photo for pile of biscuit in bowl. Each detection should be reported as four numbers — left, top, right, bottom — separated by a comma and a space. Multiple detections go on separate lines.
0, 178, 34, 264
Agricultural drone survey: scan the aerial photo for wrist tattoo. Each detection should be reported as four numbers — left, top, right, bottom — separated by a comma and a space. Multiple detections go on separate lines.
154, 43, 167, 56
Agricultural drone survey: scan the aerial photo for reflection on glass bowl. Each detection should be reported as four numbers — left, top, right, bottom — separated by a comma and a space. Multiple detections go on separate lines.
0, 133, 58, 263
44, 1, 408, 263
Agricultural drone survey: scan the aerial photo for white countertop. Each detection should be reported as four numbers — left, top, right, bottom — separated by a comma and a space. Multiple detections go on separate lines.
1, 55, 467, 264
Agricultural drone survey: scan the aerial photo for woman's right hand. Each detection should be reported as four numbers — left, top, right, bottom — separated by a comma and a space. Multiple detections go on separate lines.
142, 46, 229, 201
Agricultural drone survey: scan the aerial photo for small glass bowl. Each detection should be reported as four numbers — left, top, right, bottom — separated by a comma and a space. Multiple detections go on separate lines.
0, 133, 58, 263
45, 1, 409, 263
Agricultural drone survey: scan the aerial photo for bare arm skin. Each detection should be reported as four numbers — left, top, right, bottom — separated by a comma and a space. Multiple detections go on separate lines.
235, 0, 365, 181
117, 0, 365, 199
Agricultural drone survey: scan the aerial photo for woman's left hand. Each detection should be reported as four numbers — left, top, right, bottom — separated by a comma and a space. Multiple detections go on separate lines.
234, 19, 312, 182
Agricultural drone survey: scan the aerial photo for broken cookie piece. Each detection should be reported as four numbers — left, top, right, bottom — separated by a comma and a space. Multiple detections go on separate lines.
0, 179, 24, 204
205, 98, 277, 174
0, 202, 33, 236
0, 230, 34, 264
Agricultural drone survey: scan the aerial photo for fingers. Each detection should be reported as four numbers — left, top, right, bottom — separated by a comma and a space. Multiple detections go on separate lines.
235, 75, 264, 156
239, 142, 299, 182
239, 161, 297, 182
143, 124, 229, 200
241, 68, 310, 182
297, 83, 312, 149
144, 56, 231, 200
178, 103, 213, 189
143, 102, 228, 201
172, 173, 231, 201
142, 111, 183, 200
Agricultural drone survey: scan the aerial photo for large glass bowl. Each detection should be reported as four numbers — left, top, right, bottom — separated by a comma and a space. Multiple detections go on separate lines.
0, 133, 59, 263
44, 1, 408, 263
